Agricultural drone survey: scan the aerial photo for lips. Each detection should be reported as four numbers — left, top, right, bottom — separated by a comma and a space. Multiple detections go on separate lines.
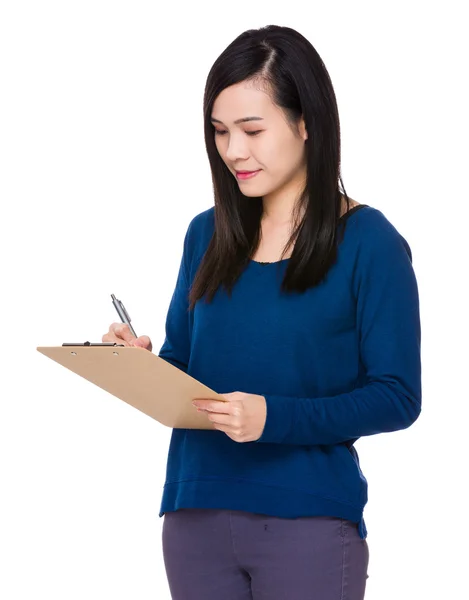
236, 169, 260, 174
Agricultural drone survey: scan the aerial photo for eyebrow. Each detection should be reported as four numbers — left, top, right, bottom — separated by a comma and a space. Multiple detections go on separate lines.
210, 116, 264, 125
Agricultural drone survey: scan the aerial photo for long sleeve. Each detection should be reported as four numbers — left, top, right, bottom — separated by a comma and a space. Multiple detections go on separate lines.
255, 222, 422, 446
157, 220, 193, 373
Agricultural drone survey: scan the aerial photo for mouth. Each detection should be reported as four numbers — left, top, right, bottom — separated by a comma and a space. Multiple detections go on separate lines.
235, 169, 261, 180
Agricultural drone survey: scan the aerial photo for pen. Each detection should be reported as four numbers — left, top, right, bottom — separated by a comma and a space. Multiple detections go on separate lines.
111, 294, 137, 338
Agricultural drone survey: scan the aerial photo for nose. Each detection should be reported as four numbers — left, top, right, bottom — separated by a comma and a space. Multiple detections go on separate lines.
224, 133, 250, 162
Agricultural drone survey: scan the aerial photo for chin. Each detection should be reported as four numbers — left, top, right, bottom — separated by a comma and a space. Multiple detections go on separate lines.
241, 188, 266, 198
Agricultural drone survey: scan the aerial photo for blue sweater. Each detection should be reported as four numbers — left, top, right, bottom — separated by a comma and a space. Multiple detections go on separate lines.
157, 204, 422, 539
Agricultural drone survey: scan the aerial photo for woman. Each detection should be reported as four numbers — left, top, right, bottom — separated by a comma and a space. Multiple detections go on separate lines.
104, 24, 421, 600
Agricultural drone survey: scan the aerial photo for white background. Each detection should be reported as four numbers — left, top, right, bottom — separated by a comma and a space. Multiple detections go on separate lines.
1, 1, 467, 598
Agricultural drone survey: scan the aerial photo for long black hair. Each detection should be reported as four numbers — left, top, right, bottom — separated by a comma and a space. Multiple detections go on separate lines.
188, 24, 352, 311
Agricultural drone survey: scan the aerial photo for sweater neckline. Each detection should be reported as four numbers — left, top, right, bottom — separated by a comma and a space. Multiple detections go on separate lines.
250, 204, 370, 266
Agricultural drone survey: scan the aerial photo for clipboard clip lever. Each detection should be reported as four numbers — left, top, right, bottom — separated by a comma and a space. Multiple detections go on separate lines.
62, 341, 126, 347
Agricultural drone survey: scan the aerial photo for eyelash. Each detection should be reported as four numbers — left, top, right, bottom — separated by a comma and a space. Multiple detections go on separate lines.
214, 130, 262, 137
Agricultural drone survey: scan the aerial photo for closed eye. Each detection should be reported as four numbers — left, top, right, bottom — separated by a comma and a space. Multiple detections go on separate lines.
214, 130, 262, 137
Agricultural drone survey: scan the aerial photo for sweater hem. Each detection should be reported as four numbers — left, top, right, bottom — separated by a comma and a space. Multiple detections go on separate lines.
158, 478, 368, 539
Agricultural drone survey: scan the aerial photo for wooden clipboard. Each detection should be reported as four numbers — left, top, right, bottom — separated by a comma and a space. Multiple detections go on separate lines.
36, 344, 227, 429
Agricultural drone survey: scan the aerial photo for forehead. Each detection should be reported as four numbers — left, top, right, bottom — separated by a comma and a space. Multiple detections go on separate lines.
211, 82, 275, 123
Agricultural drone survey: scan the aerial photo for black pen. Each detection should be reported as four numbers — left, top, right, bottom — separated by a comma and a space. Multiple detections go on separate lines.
111, 294, 137, 338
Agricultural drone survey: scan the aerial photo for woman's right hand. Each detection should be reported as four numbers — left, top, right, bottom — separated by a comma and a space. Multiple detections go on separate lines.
102, 323, 153, 352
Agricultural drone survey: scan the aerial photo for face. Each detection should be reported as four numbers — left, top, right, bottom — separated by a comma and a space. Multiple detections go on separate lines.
211, 81, 308, 213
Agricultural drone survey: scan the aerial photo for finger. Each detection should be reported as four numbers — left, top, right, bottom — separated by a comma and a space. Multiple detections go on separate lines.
194, 401, 232, 414
205, 413, 232, 425
102, 332, 131, 346
130, 335, 152, 350
219, 392, 241, 400
139, 335, 152, 349
110, 323, 135, 343
209, 421, 238, 438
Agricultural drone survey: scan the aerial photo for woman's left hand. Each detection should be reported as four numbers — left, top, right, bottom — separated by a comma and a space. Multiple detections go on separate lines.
192, 392, 267, 443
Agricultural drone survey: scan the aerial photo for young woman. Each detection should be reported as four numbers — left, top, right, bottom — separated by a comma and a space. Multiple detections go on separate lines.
104, 24, 421, 600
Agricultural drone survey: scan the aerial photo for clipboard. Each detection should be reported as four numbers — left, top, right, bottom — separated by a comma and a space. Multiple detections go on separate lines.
36, 343, 227, 429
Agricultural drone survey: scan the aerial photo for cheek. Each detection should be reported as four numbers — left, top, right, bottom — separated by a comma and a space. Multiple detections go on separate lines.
268, 142, 299, 173
258, 137, 284, 164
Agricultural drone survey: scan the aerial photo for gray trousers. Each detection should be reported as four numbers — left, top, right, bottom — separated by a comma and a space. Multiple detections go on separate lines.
162, 508, 369, 599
